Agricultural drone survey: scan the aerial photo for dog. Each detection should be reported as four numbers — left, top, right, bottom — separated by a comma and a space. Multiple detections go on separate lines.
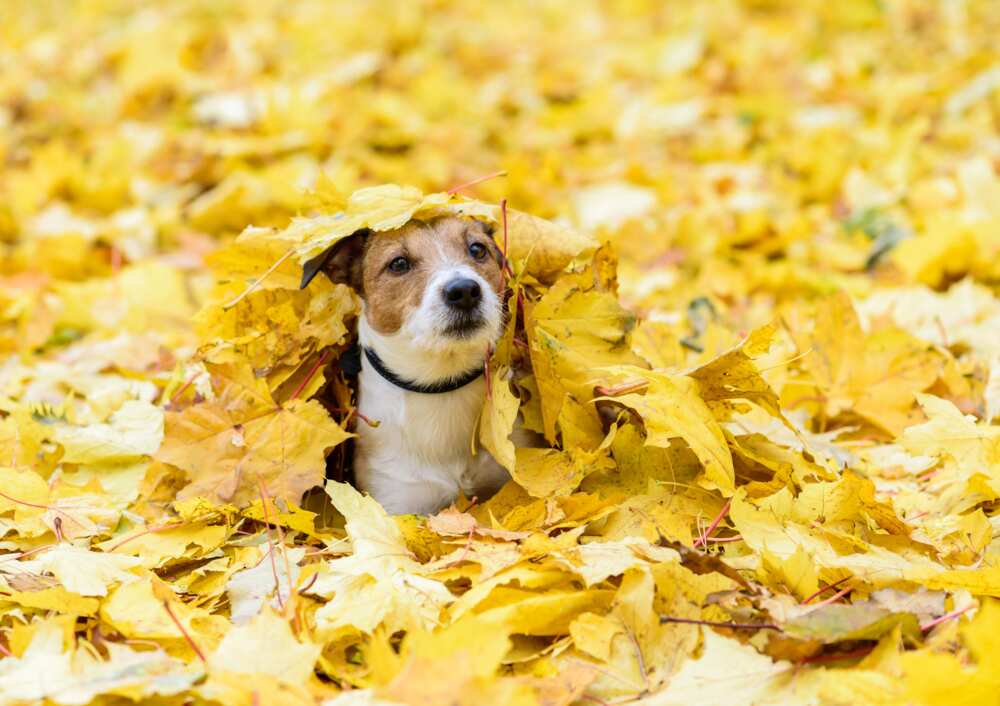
300, 216, 511, 514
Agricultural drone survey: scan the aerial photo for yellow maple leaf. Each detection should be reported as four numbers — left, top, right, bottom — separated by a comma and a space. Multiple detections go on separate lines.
0, 619, 197, 704
609, 370, 735, 494
49, 400, 163, 464
512, 446, 615, 498
478, 366, 520, 472
208, 607, 320, 685
901, 393, 1000, 490
291, 184, 451, 262
502, 208, 599, 284
644, 629, 793, 706
688, 322, 787, 422
529, 274, 644, 443
24, 544, 142, 597
157, 363, 350, 506
903, 600, 1000, 706
196, 226, 357, 373
309, 482, 454, 635
790, 292, 944, 435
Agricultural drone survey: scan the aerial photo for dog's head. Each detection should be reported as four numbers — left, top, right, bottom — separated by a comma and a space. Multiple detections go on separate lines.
301, 216, 506, 361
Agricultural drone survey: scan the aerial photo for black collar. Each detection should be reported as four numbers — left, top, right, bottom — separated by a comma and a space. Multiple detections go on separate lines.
362, 346, 483, 395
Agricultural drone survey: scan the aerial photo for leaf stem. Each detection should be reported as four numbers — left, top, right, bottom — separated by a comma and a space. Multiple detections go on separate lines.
801, 576, 850, 604
811, 584, 852, 607
106, 522, 186, 552
161, 600, 207, 664
659, 616, 780, 631
692, 499, 732, 549
594, 380, 649, 397
257, 479, 291, 612
921, 605, 972, 632
289, 349, 332, 401
166, 373, 199, 408
223, 248, 296, 310
500, 199, 514, 279
446, 170, 507, 195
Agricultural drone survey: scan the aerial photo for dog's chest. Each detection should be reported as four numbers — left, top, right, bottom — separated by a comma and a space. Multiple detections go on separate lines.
357, 372, 485, 471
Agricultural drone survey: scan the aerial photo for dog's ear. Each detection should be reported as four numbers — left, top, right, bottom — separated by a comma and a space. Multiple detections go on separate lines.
299, 228, 370, 290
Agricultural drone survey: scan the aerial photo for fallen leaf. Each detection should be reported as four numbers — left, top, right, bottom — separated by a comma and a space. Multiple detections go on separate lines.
208, 607, 320, 685
157, 364, 350, 505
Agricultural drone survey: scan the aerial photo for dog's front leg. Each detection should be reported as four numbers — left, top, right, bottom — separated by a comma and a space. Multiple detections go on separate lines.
461, 451, 511, 502
354, 459, 459, 515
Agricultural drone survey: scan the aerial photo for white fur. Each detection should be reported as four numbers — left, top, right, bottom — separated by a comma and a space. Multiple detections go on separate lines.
353, 263, 509, 515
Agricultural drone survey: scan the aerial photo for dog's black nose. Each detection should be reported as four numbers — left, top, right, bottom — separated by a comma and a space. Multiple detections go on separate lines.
443, 278, 482, 311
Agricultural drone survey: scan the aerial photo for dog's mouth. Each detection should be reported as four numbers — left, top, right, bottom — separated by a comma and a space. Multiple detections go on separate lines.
443, 312, 487, 338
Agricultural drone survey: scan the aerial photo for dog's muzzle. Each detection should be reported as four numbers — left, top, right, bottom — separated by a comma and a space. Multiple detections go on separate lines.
442, 277, 485, 336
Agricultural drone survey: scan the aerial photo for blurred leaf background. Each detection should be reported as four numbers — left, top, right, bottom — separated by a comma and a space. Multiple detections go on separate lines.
1, 1, 1000, 704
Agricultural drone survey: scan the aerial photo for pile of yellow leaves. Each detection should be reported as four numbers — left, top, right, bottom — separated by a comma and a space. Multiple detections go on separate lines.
2, 1, 1000, 704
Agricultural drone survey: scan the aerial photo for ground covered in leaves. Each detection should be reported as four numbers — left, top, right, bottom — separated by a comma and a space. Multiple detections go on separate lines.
2, 1, 1000, 704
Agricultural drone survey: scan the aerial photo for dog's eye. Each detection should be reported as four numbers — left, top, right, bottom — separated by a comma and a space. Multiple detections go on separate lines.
387, 256, 411, 274
468, 242, 488, 261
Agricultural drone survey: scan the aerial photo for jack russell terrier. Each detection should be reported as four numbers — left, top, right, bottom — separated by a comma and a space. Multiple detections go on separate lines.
300, 216, 510, 514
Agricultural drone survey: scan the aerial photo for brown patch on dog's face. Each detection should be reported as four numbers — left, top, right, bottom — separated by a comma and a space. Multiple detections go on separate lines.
359, 217, 505, 335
